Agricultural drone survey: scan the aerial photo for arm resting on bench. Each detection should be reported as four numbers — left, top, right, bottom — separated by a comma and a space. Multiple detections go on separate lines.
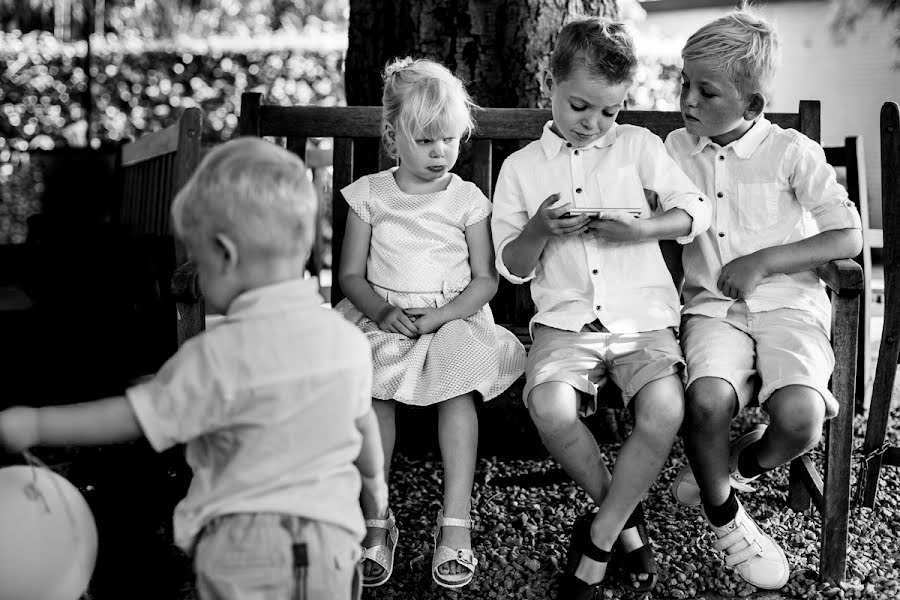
815, 258, 863, 295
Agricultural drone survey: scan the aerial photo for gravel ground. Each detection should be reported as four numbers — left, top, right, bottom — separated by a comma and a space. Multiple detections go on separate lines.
18, 368, 900, 600
366, 398, 900, 600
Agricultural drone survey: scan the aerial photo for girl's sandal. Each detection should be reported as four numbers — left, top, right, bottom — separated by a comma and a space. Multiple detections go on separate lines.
431, 508, 478, 589
560, 510, 612, 600
360, 508, 400, 587
613, 502, 659, 594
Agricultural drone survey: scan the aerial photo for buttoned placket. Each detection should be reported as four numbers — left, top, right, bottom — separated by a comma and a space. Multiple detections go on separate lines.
570, 143, 606, 319
713, 146, 733, 264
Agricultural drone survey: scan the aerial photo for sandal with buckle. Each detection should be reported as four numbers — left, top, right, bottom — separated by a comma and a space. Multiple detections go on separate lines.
613, 502, 658, 594
360, 508, 399, 587
560, 510, 612, 600
431, 508, 478, 589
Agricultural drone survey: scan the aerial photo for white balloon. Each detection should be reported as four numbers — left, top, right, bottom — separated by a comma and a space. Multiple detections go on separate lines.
0, 465, 98, 600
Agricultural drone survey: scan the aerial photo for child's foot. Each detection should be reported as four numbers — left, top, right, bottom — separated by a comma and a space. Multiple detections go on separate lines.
613, 502, 658, 593
561, 510, 611, 600
671, 425, 767, 506
360, 508, 399, 587
703, 499, 789, 590
432, 508, 477, 588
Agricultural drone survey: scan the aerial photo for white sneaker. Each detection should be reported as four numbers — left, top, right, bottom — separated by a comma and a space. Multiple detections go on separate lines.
703, 500, 790, 590
670, 425, 767, 506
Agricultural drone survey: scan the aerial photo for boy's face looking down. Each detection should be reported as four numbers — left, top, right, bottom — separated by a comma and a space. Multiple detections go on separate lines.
680, 58, 764, 146
547, 68, 628, 148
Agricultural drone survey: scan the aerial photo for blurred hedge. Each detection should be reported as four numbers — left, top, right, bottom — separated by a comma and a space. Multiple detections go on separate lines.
0, 29, 346, 244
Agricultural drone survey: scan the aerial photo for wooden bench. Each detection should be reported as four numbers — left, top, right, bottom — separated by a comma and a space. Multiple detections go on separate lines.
824, 137, 873, 412
237, 92, 860, 583
857, 101, 900, 508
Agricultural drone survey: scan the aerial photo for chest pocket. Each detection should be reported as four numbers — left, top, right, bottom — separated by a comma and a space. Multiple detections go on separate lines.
736, 182, 781, 232
595, 165, 646, 209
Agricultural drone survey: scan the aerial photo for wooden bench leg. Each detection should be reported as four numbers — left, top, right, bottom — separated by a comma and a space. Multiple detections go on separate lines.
820, 403, 853, 582
859, 329, 900, 508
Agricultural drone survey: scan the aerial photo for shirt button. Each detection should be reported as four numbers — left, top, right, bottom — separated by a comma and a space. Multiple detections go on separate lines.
592, 269, 598, 275
717, 192, 723, 198
566, 142, 573, 148
718, 155, 725, 161
574, 150, 580, 156
576, 187, 583, 193
718, 232, 725, 237
595, 305, 602, 311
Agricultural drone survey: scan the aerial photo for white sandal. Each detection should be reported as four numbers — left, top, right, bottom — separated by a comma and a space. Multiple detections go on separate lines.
431, 508, 478, 589
360, 508, 399, 587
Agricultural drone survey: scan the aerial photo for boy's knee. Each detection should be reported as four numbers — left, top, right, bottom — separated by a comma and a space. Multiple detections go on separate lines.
633, 386, 684, 434
685, 378, 735, 426
768, 385, 826, 440
526, 383, 580, 432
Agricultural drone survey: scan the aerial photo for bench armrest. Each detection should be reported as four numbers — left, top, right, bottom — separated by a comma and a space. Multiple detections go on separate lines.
815, 259, 863, 295
171, 261, 202, 303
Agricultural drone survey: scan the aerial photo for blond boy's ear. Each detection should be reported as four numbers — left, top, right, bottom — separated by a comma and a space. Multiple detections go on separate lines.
744, 93, 766, 121
214, 233, 240, 273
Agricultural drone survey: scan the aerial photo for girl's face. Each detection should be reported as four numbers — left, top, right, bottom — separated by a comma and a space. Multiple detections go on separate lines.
679, 58, 755, 146
548, 68, 628, 147
391, 123, 462, 193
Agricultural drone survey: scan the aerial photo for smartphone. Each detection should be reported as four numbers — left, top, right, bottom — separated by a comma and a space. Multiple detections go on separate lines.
563, 207, 643, 219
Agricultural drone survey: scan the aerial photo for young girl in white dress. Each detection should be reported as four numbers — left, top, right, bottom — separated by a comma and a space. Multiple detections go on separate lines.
335, 57, 526, 589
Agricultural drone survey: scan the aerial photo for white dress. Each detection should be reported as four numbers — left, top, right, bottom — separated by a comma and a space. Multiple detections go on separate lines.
334, 169, 526, 406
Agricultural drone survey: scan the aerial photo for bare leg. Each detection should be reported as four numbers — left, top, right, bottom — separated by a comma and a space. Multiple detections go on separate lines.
577, 375, 684, 585
436, 392, 478, 576
361, 399, 396, 579
684, 377, 738, 508
753, 385, 825, 468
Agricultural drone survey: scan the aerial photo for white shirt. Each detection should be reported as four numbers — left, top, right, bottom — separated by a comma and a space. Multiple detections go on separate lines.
491, 121, 710, 335
128, 279, 372, 551
665, 117, 862, 328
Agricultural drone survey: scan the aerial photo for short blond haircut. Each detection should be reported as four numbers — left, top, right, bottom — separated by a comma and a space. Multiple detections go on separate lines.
381, 57, 478, 158
682, 8, 781, 98
171, 137, 316, 260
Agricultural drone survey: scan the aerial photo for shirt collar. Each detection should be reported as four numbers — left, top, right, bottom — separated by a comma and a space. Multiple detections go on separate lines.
690, 116, 771, 159
226, 278, 322, 320
539, 121, 618, 159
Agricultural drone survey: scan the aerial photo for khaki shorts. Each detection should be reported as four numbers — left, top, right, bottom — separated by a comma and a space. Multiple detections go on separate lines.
194, 513, 361, 600
523, 322, 684, 417
680, 304, 838, 418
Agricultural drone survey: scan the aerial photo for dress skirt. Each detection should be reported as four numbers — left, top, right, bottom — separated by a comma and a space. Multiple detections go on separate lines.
334, 283, 525, 406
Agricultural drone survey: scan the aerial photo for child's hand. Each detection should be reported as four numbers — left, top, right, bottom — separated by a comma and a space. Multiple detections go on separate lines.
404, 307, 446, 335
0, 407, 40, 454
375, 305, 419, 337
530, 193, 591, 238
585, 211, 645, 242
719, 254, 770, 299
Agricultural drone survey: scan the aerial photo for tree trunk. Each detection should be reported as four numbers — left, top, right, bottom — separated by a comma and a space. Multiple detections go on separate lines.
347, 0, 618, 109
345, 0, 628, 458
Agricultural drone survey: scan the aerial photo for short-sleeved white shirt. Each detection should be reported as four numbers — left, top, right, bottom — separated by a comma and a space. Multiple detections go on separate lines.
491, 121, 711, 335
665, 117, 862, 328
127, 279, 372, 551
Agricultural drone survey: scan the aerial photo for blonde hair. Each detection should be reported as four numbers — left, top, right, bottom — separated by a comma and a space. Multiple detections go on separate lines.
381, 57, 478, 158
551, 17, 638, 85
171, 137, 316, 260
682, 8, 781, 98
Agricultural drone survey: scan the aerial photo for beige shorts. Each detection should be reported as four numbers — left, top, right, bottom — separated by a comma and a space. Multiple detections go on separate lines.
523, 322, 684, 417
680, 304, 838, 418
194, 513, 361, 600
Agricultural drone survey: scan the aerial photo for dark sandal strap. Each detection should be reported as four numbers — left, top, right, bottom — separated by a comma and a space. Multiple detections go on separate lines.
614, 503, 659, 592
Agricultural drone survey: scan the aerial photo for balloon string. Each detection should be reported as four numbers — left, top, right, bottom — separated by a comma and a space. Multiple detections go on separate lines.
22, 450, 83, 544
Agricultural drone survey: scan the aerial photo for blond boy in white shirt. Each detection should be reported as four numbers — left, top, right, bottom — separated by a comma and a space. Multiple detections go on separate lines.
491, 17, 710, 600
0, 138, 389, 600
665, 10, 862, 590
